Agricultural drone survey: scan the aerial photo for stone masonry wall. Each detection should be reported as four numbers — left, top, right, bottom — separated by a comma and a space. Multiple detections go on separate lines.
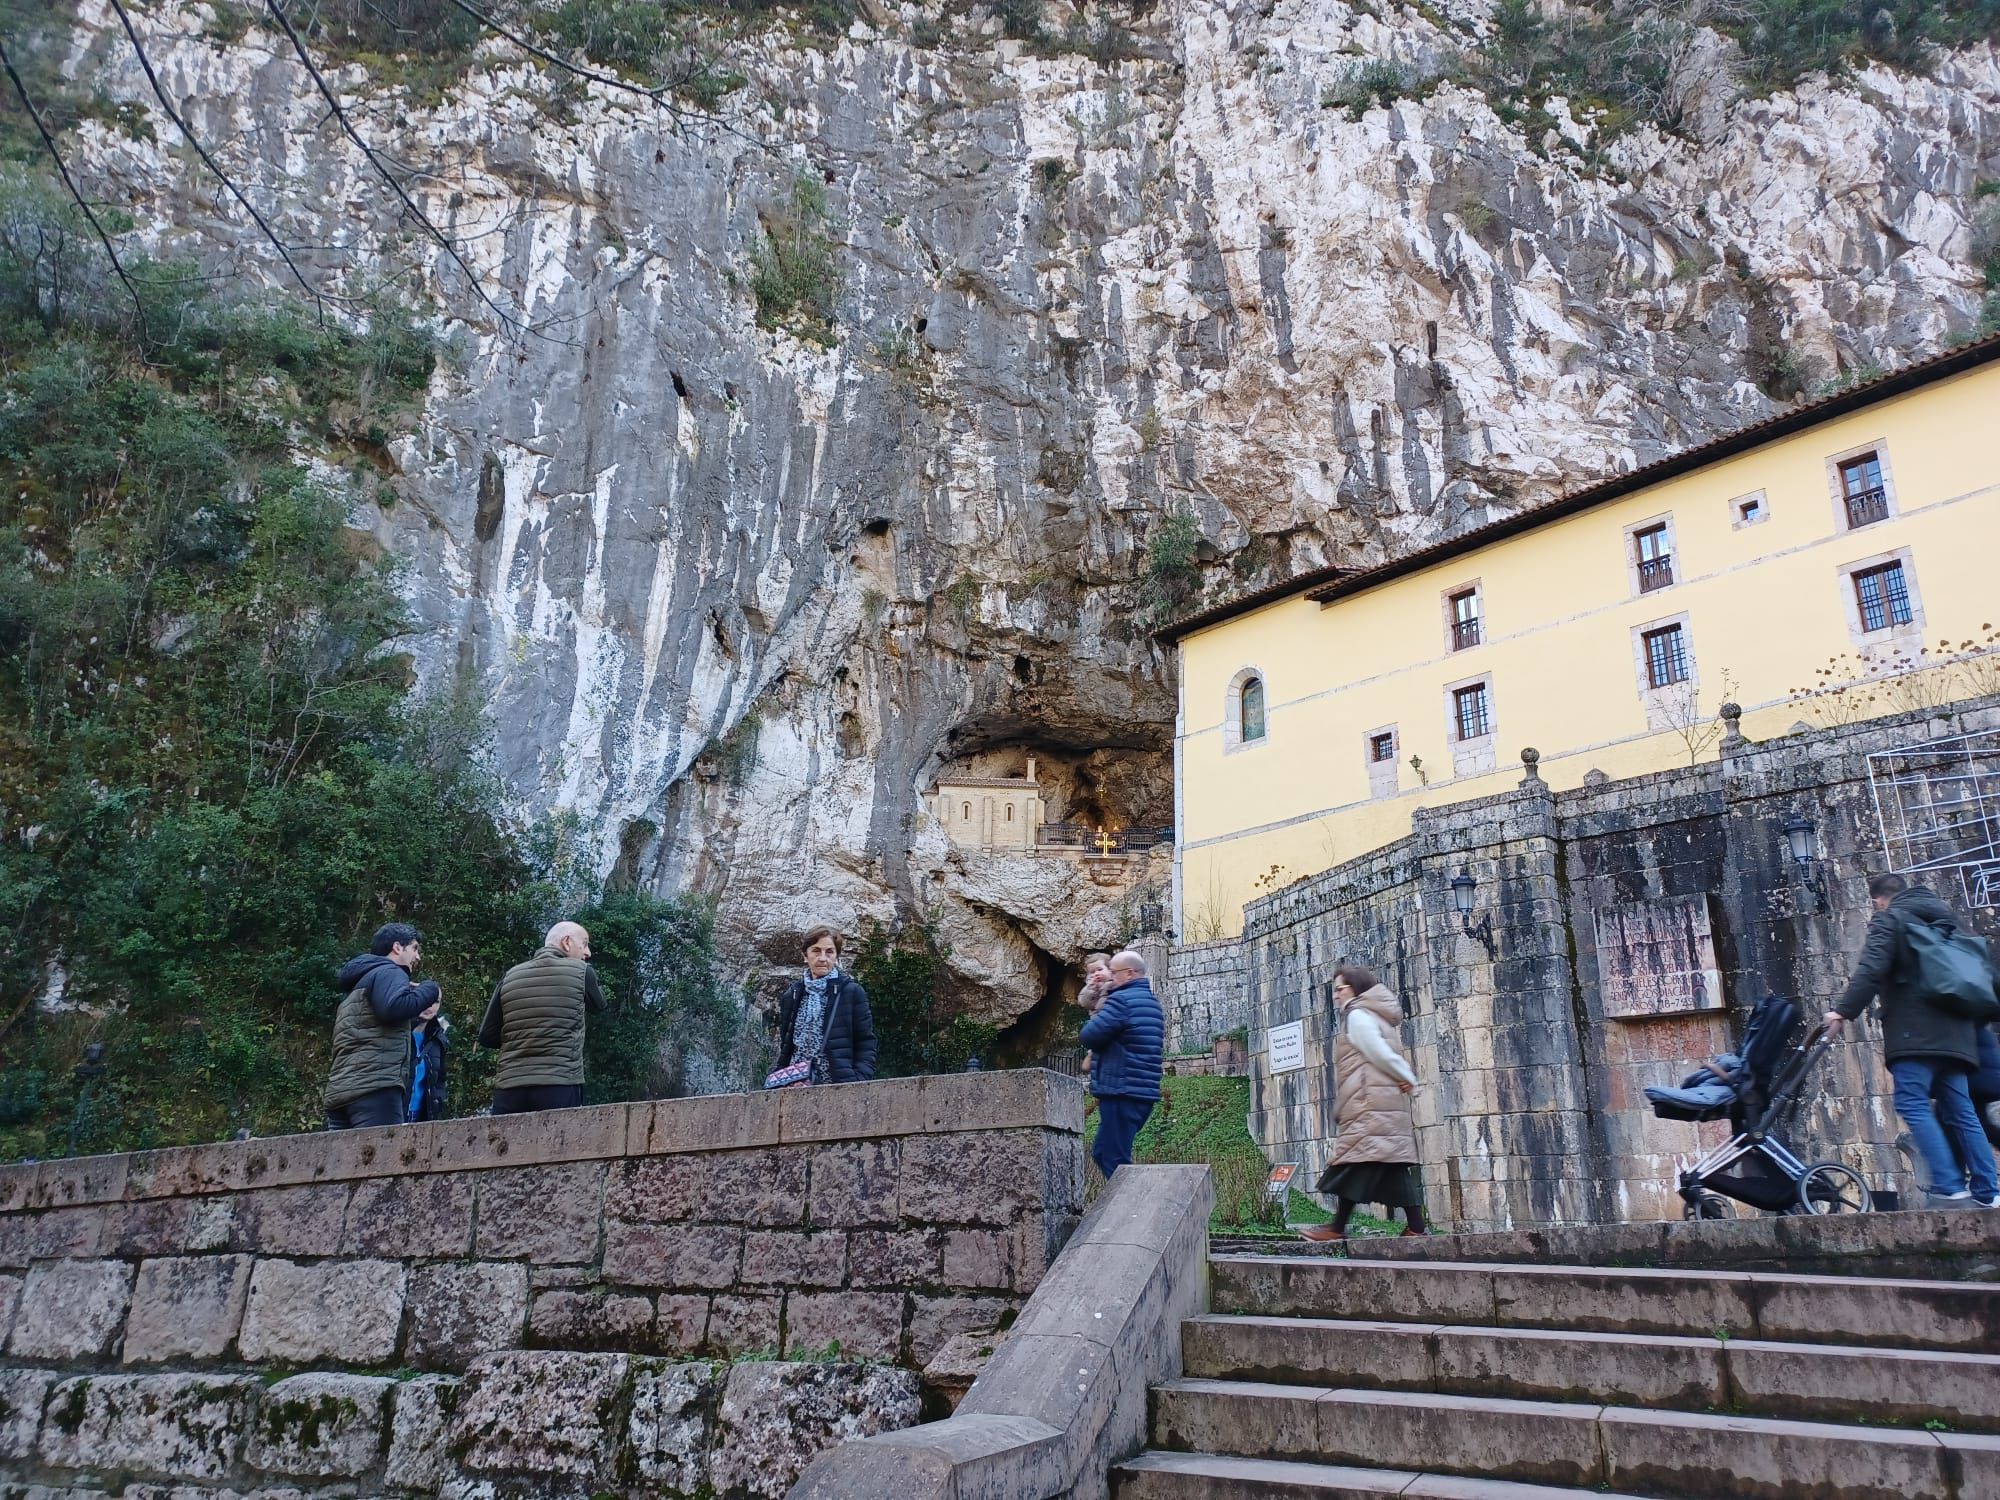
1228, 697, 2000, 1229
0, 1071, 1085, 1498
1161, 940, 1250, 1054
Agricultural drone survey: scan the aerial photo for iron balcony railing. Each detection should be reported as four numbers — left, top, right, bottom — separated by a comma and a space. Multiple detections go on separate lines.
1637, 554, 1675, 592
1035, 823, 1173, 853
1845, 486, 1888, 528
1451, 617, 1482, 650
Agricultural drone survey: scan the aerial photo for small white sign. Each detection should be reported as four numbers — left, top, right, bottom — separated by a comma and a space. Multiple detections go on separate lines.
1268, 1020, 1306, 1074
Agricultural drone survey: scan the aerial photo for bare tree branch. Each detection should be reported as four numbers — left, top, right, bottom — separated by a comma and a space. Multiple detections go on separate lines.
261, 0, 553, 342
105, 0, 330, 318
0, 31, 150, 333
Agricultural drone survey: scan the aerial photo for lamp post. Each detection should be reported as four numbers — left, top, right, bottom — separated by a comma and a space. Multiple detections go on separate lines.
1781, 814, 1829, 912
1449, 868, 1498, 960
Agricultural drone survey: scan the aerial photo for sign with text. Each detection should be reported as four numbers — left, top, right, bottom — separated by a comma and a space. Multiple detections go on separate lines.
1267, 1020, 1306, 1073
1595, 894, 1725, 1018
1264, 1162, 1299, 1203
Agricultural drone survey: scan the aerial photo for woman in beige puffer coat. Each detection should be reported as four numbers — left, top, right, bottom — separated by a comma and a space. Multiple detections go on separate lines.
1300, 965, 1427, 1242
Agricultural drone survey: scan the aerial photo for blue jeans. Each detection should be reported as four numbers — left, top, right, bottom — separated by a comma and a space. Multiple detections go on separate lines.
1891, 1058, 1998, 1199
1091, 1095, 1156, 1180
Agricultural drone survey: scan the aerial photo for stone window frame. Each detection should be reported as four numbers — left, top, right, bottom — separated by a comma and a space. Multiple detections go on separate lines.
1223, 665, 1270, 753
1825, 439, 1899, 533
1441, 579, 1484, 653
1629, 610, 1700, 732
1443, 672, 1497, 777
1836, 546, 1926, 652
1730, 489, 1769, 530
1364, 723, 1399, 798
1623, 512, 1679, 597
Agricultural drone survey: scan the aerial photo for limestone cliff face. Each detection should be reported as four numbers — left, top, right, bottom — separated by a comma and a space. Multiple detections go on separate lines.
55, 0, 2000, 1022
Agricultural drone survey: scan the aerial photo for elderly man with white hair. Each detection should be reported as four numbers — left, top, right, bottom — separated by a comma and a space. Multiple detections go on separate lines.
1080, 948, 1165, 1179
477, 920, 607, 1115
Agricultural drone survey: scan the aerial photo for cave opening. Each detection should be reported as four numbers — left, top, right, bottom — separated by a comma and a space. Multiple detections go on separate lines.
988, 948, 1088, 1068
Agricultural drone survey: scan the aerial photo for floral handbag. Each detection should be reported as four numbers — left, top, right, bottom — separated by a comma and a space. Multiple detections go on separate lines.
763, 1059, 813, 1090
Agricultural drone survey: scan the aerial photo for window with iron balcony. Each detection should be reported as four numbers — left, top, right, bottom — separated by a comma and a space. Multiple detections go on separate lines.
1448, 588, 1481, 650
1840, 453, 1888, 528
1453, 683, 1491, 741
1634, 524, 1673, 592
1852, 560, 1912, 633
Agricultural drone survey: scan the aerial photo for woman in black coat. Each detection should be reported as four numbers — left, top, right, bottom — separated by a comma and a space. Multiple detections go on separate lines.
776, 926, 879, 1084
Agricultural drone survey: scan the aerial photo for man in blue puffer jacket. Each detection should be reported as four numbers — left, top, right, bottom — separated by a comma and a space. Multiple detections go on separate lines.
1081, 949, 1165, 1180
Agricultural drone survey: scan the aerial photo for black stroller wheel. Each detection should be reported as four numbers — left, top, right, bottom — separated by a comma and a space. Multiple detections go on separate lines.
1796, 1161, 1872, 1215
1683, 1191, 1735, 1221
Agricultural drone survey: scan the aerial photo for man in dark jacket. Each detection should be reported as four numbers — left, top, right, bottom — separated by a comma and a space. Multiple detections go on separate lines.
775, 926, 878, 1084
1081, 949, 1165, 1180
1825, 874, 1999, 1209
325, 923, 441, 1129
478, 921, 606, 1115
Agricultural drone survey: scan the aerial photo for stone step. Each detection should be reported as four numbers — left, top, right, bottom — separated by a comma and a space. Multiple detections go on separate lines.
1210, 1254, 2000, 1352
1111, 1449, 1665, 1499
1150, 1378, 2000, 1500
1181, 1313, 2000, 1430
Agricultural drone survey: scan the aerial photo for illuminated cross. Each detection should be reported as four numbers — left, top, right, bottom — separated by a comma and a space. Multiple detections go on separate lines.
1094, 828, 1118, 857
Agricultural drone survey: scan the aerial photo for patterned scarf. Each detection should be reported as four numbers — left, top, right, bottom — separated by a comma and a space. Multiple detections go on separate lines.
795, 969, 840, 1083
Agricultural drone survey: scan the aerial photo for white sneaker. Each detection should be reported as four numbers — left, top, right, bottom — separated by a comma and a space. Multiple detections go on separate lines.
1978, 1195, 2000, 1210
1927, 1190, 1978, 1211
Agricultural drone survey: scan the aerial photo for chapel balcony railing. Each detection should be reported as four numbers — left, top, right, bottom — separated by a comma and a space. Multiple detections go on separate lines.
1035, 823, 1174, 853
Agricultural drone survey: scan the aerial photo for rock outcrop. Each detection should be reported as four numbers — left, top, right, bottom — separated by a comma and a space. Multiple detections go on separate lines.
47, 0, 2000, 1026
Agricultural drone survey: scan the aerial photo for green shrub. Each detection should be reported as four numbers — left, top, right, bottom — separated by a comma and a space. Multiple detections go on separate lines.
0, 171, 739, 1157
849, 921, 997, 1077
749, 175, 840, 346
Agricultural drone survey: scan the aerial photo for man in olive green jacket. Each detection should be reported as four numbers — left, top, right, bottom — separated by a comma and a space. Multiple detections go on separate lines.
478, 921, 606, 1114
325, 923, 441, 1129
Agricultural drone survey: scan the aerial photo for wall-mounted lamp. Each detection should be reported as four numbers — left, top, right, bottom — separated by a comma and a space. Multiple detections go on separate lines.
1449, 868, 1498, 960
1780, 814, 1829, 912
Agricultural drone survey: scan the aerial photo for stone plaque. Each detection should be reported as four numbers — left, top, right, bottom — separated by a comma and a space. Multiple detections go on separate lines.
1594, 895, 1724, 1018
1268, 1021, 1306, 1073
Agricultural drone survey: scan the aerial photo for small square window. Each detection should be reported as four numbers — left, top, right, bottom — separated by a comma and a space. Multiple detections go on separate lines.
1453, 683, 1491, 741
1852, 560, 1912, 633
1642, 624, 1690, 689
1634, 524, 1674, 592
1735, 493, 1766, 526
1369, 731, 1396, 763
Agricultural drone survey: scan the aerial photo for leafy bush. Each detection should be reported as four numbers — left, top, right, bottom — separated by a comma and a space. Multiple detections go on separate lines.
849, 921, 998, 1077
1139, 508, 1202, 624
0, 173, 738, 1157
749, 175, 840, 346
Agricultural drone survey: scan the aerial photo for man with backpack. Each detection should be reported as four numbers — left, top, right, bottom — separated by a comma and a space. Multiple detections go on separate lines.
1824, 873, 2000, 1210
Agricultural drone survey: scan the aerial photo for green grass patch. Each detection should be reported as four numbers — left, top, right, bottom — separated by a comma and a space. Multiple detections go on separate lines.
1088, 1075, 1357, 1233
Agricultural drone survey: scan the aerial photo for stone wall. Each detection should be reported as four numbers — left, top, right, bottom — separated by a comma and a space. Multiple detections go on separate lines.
0, 1071, 1085, 1497
1228, 697, 2000, 1229
1161, 940, 1250, 1053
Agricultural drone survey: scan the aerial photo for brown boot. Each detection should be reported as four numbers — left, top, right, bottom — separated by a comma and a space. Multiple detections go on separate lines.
1298, 1224, 1346, 1243
1399, 1225, 1428, 1238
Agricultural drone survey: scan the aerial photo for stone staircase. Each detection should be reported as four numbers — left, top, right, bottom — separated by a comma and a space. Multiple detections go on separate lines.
1110, 1252, 2000, 1498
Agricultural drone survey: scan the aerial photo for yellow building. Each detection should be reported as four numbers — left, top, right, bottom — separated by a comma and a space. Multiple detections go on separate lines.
1161, 338, 2000, 938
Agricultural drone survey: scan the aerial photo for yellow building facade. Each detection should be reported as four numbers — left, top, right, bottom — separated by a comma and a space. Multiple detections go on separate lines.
1164, 341, 2000, 938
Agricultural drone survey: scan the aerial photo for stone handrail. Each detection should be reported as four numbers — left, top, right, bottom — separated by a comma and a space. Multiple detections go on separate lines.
790, 1162, 1213, 1500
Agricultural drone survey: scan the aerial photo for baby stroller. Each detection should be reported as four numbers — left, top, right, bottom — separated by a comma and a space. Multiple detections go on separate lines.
1644, 994, 1873, 1218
